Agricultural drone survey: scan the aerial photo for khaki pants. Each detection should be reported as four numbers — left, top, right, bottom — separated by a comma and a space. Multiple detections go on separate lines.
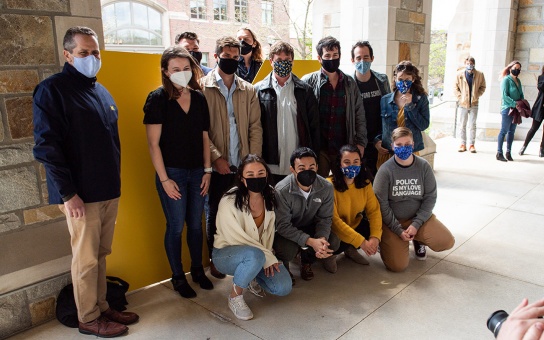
59, 198, 119, 323
380, 214, 455, 272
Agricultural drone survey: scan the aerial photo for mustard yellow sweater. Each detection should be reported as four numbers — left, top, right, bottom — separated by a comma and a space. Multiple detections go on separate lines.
327, 178, 382, 248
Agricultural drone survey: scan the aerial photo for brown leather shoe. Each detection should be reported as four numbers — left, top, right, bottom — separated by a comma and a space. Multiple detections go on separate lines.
300, 263, 314, 281
79, 316, 128, 338
102, 307, 139, 325
210, 261, 226, 279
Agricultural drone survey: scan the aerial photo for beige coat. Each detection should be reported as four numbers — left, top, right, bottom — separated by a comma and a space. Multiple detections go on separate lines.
453, 68, 486, 108
200, 70, 262, 163
213, 194, 278, 268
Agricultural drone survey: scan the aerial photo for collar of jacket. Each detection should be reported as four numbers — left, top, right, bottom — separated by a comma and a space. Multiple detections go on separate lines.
202, 68, 249, 91
318, 69, 345, 87
287, 173, 325, 196
260, 72, 306, 90
63, 62, 97, 87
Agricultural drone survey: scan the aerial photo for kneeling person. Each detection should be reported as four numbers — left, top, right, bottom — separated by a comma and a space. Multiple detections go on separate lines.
273, 147, 340, 282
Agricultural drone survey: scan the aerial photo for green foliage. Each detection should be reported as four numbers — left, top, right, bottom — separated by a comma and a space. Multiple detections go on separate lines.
429, 30, 447, 88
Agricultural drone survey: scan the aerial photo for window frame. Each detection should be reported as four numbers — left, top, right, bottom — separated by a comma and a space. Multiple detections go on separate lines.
234, 0, 248, 23
190, 0, 207, 20
213, 0, 228, 21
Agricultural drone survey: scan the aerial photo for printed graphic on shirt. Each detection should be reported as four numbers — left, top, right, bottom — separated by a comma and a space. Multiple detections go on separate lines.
362, 89, 382, 99
392, 178, 421, 196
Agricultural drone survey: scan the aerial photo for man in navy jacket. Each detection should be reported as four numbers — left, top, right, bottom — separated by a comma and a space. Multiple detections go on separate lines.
33, 26, 138, 338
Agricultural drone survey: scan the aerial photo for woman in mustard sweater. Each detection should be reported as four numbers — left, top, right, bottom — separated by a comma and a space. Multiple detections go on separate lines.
325, 144, 382, 272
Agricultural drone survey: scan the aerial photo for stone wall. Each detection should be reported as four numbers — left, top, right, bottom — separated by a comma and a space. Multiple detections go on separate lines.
0, 0, 103, 337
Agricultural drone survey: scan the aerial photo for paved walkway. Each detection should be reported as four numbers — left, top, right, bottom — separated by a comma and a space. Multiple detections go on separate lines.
11, 137, 544, 340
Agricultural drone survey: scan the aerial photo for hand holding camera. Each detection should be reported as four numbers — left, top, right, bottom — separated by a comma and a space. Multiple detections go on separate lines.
487, 298, 544, 339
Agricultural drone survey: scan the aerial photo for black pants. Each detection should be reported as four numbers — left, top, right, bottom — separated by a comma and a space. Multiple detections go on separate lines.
334, 217, 370, 255
523, 119, 544, 148
206, 172, 236, 259
273, 225, 341, 265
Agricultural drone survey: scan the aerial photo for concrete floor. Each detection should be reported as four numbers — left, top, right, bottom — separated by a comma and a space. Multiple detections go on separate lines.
10, 137, 544, 340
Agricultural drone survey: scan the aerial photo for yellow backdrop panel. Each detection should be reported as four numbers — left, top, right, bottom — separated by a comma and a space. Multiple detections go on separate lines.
98, 51, 321, 291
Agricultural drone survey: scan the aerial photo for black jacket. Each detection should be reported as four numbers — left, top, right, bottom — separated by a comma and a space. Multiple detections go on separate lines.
254, 73, 320, 165
33, 63, 121, 204
531, 74, 544, 122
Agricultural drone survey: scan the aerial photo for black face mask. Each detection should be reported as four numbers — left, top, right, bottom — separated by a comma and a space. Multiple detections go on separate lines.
244, 177, 267, 193
321, 58, 340, 73
511, 68, 521, 76
296, 170, 317, 187
189, 51, 202, 64
218, 57, 239, 75
240, 41, 253, 56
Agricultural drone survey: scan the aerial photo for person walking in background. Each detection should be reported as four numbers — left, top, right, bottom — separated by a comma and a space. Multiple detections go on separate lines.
454, 56, 486, 153
302, 36, 367, 178
351, 41, 391, 176
143, 46, 214, 299
175, 31, 213, 76
519, 66, 544, 157
254, 41, 320, 185
326, 144, 382, 271
200, 36, 262, 279
373, 127, 455, 272
213, 155, 292, 321
33, 26, 139, 338
375, 61, 430, 170
497, 60, 524, 162
236, 27, 263, 83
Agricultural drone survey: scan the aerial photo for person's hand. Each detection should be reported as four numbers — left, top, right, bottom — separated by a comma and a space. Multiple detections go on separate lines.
264, 263, 280, 277
374, 141, 389, 155
497, 298, 544, 340
361, 237, 379, 256
213, 158, 231, 175
307, 237, 333, 259
64, 194, 85, 218
200, 173, 211, 196
400, 225, 418, 242
162, 179, 181, 200
400, 93, 412, 106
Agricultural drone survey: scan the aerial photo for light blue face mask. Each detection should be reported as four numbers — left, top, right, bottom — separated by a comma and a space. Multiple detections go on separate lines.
355, 61, 371, 75
72, 55, 101, 78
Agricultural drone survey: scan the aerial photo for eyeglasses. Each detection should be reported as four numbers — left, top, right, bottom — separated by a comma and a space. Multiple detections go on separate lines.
396, 64, 415, 72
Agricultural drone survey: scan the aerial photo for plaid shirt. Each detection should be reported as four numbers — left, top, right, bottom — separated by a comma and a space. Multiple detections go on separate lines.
318, 70, 347, 155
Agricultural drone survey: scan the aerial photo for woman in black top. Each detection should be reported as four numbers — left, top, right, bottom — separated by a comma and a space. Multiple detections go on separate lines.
144, 46, 213, 298
519, 66, 544, 157
236, 27, 263, 83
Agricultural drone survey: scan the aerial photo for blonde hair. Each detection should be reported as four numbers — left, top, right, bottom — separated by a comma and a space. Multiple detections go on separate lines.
391, 127, 413, 143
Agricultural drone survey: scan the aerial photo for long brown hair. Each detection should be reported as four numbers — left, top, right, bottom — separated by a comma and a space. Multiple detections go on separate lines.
237, 27, 263, 62
499, 60, 521, 79
160, 46, 203, 100
392, 60, 427, 96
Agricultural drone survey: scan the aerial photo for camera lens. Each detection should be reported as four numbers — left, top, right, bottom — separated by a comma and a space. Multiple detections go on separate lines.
487, 310, 509, 338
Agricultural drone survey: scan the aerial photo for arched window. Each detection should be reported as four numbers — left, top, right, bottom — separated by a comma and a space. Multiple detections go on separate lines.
102, 1, 163, 49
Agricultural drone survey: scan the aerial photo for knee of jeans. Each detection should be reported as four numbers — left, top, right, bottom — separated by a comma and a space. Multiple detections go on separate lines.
245, 248, 266, 266
275, 280, 293, 296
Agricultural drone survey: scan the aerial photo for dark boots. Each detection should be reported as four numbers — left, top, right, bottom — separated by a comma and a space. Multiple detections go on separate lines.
190, 266, 214, 290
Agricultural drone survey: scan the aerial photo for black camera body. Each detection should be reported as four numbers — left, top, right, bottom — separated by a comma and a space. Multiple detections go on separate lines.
487, 310, 509, 338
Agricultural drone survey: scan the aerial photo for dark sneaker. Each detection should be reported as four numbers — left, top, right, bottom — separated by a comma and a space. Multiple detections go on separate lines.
300, 263, 314, 281
413, 240, 427, 261
79, 316, 128, 338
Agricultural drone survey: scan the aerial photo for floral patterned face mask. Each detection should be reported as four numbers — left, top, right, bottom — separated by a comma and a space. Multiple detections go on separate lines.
273, 59, 293, 78
341, 165, 361, 179
394, 145, 414, 160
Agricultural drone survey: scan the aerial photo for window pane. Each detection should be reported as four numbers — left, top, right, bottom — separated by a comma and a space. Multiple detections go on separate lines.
116, 29, 132, 44
191, 0, 206, 19
148, 8, 161, 32
132, 2, 148, 28
132, 29, 150, 44
114, 2, 130, 27
102, 4, 116, 31
201, 52, 209, 66
213, 0, 227, 21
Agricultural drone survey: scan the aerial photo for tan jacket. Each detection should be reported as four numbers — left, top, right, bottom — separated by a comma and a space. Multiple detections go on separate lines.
200, 69, 262, 163
453, 68, 486, 108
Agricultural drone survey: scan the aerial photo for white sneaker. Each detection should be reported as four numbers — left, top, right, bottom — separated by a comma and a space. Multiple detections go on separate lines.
247, 279, 265, 297
228, 294, 253, 320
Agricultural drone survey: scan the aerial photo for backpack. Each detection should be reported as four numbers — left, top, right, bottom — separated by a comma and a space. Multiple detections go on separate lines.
55, 276, 130, 328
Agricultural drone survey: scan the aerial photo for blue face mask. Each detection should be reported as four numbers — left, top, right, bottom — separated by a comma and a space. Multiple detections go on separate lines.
341, 165, 361, 179
394, 145, 413, 160
355, 61, 371, 75
72, 54, 101, 78
466, 64, 474, 71
396, 80, 413, 94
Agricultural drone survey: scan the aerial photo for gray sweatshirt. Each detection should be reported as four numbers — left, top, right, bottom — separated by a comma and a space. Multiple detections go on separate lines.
274, 174, 334, 246
373, 156, 437, 236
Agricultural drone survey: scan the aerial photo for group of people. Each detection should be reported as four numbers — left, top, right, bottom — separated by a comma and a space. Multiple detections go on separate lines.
33, 26, 458, 337
453, 57, 544, 161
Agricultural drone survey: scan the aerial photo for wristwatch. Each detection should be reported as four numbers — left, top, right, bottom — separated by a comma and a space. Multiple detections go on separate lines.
204, 167, 213, 174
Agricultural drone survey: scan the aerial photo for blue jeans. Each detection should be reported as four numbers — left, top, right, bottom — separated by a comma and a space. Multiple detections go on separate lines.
212, 246, 292, 296
498, 108, 517, 153
156, 167, 205, 278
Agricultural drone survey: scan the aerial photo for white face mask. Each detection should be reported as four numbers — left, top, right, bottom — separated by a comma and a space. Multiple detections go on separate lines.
72, 55, 101, 78
170, 71, 192, 87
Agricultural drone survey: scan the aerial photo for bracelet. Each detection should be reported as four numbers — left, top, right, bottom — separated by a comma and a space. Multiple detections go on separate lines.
204, 167, 213, 174
160, 178, 169, 183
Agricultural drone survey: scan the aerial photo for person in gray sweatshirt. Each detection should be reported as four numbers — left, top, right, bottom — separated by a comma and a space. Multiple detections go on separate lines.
373, 127, 454, 272
273, 147, 340, 284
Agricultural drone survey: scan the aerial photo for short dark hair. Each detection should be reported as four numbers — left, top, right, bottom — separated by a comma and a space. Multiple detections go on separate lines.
290, 147, 317, 168
465, 56, 475, 64
63, 26, 98, 53
316, 36, 341, 57
351, 41, 373, 60
331, 144, 372, 192
269, 41, 294, 60
215, 36, 241, 56
175, 32, 199, 45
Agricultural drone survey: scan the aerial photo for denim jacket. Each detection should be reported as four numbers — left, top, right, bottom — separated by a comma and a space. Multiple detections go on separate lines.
378, 90, 430, 152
